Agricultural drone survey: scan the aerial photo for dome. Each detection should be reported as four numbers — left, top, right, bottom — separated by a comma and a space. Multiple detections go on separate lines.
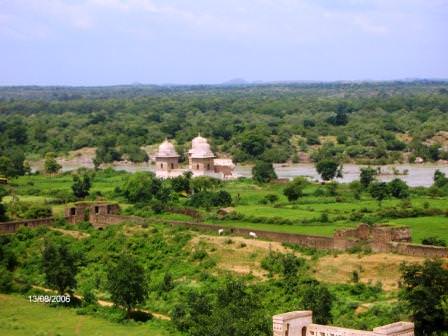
155, 139, 179, 158
191, 134, 208, 148
190, 141, 215, 158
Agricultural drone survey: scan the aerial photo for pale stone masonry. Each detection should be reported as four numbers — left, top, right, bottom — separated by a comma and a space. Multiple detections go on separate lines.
154, 135, 237, 179
273, 311, 414, 336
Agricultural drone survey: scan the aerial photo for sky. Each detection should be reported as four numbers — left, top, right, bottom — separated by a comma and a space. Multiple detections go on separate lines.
1, 0, 447, 85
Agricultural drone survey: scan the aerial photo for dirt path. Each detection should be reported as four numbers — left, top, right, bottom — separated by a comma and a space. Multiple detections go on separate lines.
32, 285, 170, 320
49, 227, 90, 239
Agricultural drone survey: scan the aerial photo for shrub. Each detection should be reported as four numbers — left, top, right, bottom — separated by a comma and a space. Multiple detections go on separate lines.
0, 268, 13, 293
191, 249, 208, 261
421, 236, 446, 247
23, 204, 52, 219
252, 161, 277, 183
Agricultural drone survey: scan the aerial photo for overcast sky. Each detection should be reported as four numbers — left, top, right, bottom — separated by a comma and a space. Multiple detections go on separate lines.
1, 0, 447, 85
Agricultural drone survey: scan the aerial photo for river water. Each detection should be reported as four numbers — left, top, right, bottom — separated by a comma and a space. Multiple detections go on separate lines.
53, 161, 448, 187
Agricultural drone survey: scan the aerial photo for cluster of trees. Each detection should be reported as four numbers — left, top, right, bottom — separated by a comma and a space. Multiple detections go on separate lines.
117, 172, 232, 210
346, 167, 411, 203
1, 82, 448, 166
42, 239, 148, 317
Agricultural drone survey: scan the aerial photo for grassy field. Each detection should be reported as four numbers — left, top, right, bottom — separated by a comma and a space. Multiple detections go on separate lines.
387, 216, 448, 242
5, 172, 448, 243
205, 219, 349, 236
0, 294, 178, 336
221, 180, 448, 243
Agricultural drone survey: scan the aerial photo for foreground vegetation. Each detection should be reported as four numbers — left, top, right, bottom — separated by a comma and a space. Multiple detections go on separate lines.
0, 294, 176, 336
0, 167, 447, 334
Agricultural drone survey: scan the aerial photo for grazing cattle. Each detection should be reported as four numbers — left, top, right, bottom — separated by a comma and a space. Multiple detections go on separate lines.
249, 232, 257, 239
218, 229, 225, 235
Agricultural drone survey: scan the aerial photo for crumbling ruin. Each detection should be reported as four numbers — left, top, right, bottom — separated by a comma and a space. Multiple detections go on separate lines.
273, 311, 414, 336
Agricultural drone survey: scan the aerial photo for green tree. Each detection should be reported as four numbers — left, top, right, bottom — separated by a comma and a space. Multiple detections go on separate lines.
400, 259, 448, 335
172, 278, 270, 336
434, 169, 448, 188
42, 240, 78, 295
369, 182, 389, 205
315, 159, 340, 181
0, 149, 26, 178
360, 167, 377, 188
387, 178, 409, 199
44, 152, 61, 174
240, 131, 269, 158
122, 172, 161, 203
191, 176, 222, 193
171, 172, 192, 194
301, 281, 333, 324
71, 174, 92, 199
252, 161, 277, 183
283, 177, 309, 202
107, 254, 148, 317
212, 190, 232, 207
94, 137, 122, 167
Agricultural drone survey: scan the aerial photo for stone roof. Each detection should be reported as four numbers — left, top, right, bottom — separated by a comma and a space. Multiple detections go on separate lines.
214, 158, 235, 167
155, 139, 179, 158
189, 135, 215, 158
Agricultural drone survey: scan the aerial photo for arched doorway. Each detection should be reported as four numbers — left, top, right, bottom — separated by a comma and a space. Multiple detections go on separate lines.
301, 326, 307, 336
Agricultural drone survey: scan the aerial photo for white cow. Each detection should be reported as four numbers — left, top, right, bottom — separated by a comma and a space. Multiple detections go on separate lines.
249, 232, 257, 239
218, 229, 225, 235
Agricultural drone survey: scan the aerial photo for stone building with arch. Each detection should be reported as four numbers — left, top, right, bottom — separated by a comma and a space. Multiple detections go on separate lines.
154, 135, 236, 179
273, 310, 414, 336
154, 139, 182, 178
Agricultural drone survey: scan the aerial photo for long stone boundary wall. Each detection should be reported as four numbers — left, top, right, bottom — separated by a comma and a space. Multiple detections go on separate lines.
0, 217, 60, 234
1, 211, 447, 258
163, 220, 335, 249
388, 241, 448, 258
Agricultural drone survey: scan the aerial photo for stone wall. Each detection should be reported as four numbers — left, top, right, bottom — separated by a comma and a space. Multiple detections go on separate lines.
0, 217, 57, 234
388, 241, 448, 258
89, 214, 146, 228
273, 311, 414, 336
163, 220, 335, 249
1, 208, 447, 258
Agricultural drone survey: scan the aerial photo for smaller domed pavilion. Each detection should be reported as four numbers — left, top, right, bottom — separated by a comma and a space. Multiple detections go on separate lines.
188, 134, 215, 174
154, 139, 180, 177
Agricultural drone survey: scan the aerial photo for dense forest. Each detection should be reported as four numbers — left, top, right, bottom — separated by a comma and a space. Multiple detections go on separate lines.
1, 81, 448, 173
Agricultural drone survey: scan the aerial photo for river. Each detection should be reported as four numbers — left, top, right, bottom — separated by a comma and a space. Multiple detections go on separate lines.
48, 161, 448, 187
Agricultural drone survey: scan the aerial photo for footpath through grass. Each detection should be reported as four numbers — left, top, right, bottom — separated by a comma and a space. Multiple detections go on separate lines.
0, 294, 177, 336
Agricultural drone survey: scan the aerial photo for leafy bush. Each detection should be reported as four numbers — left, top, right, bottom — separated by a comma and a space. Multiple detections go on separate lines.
421, 236, 446, 247
23, 204, 52, 219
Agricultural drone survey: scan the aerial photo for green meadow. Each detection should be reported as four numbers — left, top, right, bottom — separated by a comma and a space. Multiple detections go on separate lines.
0, 294, 177, 336
4, 171, 448, 243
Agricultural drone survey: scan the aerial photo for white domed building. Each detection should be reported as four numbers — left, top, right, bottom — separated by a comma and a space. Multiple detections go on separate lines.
188, 135, 215, 174
154, 135, 237, 179
154, 139, 181, 178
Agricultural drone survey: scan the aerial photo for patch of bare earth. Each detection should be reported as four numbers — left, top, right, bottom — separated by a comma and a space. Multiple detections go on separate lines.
189, 234, 294, 278
49, 227, 90, 239
314, 253, 428, 291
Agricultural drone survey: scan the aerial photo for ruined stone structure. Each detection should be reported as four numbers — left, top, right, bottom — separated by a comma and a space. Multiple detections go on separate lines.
1, 205, 447, 258
154, 135, 237, 179
64, 202, 120, 228
0, 217, 55, 234
333, 224, 411, 251
272, 311, 414, 336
